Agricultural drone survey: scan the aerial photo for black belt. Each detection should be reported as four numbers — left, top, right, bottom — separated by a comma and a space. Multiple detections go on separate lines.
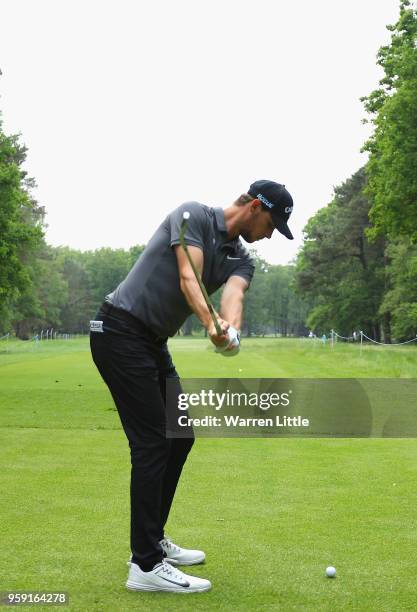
99, 302, 167, 345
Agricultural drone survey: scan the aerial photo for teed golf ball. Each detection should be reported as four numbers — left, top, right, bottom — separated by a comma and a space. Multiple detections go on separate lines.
326, 566, 336, 578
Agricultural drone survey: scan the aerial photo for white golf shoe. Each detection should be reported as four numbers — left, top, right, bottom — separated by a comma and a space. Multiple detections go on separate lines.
160, 537, 206, 566
126, 559, 211, 593
127, 537, 206, 567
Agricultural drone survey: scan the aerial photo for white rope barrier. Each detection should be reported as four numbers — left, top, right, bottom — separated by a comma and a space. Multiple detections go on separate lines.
32, 331, 73, 341
333, 331, 354, 341
360, 331, 417, 346
312, 329, 417, 348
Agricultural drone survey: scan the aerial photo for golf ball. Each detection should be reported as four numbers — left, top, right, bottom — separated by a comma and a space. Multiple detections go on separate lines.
183, 211, 190, 220
326, 566, 336, 578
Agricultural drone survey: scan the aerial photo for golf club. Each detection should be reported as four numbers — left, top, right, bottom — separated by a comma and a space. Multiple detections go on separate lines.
179, 211, 223, 336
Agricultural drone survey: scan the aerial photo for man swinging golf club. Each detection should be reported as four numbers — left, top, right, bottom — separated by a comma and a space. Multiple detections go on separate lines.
89, 180, 294, 593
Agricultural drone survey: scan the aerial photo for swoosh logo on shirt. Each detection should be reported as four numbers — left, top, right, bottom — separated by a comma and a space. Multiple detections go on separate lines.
227, 255, 241, 260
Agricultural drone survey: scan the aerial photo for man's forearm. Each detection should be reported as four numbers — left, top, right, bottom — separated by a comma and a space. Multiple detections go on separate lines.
220, 284, 245, 330
180, 276, 217, 329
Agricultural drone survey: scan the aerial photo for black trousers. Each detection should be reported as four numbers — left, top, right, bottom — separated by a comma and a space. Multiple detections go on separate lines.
90, 303, 194, 570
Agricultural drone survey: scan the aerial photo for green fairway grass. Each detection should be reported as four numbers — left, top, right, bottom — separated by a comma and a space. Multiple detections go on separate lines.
1, 337, 417, 611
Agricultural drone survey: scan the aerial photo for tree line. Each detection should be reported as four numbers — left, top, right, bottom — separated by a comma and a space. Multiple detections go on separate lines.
1, 2, 415, 342
295, 167, 417, 341
294, 1, 417, 342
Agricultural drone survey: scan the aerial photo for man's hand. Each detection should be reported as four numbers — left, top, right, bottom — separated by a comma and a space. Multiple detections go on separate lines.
214, 326, 241, 357
208, 317, 230, 347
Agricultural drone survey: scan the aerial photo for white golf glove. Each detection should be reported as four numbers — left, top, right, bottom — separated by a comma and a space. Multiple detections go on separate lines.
215, 326, 240, 357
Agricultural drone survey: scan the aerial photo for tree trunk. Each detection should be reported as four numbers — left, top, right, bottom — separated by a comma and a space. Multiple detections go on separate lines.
382, 312, 391, 344
14, 320, 31, 340
358, 236, 368, 270
382, 241, 391, 344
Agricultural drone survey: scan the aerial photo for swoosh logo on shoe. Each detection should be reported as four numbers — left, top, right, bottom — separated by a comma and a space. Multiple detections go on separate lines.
227, 255, 241, 260
159, 575, 190, 587
154, 566, 190, 587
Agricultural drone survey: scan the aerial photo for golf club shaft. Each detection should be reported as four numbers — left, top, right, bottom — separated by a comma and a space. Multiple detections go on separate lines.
179, 218, 223, 336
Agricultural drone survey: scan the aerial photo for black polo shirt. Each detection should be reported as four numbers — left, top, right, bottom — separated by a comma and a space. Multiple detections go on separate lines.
105, 202, 255, 337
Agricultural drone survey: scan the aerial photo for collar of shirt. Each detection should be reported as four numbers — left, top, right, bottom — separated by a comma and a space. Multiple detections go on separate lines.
213, 207, 240, 249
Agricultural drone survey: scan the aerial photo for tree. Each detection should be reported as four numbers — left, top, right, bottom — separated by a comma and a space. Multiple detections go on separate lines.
265, 265, 288, 335
55, 245, 146, 333
295, 169, 387, 339
53, 247, 94, 334
0, 118, 44, 333
361, 1, 417, 240
11, 244, 69, 339
83, 247, 139, 310
242, 254, 270, 336
379, 237, 417, 339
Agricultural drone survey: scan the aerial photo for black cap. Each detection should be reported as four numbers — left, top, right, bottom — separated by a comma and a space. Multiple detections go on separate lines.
248, 180, 294, 240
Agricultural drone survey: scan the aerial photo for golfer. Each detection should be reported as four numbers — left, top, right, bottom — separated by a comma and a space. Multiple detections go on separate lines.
90, 180, 294, 593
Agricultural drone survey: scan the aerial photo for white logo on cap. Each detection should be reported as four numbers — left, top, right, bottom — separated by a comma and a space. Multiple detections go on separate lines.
257, 193, 273, 209
257, 193, 292, 214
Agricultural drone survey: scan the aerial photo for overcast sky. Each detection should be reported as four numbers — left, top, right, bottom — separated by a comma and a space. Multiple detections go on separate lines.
1, 0, 401, 265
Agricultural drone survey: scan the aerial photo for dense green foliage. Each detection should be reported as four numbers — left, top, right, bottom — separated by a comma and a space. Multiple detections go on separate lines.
0, 118, 44, 332
2, 239, 308, 338
294, 3, 417, 342
2, 245, 145, 337
241, 257, 310, 337
295, 169, 389, 340
380, 238, 417, 339
294, 167, 417, 342
361, 1, 417, 240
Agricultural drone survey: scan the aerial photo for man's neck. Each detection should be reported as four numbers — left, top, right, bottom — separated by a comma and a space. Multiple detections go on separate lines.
223, 205, 244, 240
